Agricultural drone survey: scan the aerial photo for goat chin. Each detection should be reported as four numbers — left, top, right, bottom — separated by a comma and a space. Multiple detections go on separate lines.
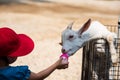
68, 53, 74, 56
68, 49, 79, 56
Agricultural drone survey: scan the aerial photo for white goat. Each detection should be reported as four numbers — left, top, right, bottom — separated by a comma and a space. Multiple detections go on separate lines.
60, 19, 119, 79
61, 19, 119, 79
61, 19, 118, 64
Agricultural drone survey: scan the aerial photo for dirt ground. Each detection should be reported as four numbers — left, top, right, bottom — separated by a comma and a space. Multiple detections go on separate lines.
0, 0, 120, 80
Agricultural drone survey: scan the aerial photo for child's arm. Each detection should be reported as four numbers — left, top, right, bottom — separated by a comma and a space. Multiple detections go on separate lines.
29, 58, 69, 80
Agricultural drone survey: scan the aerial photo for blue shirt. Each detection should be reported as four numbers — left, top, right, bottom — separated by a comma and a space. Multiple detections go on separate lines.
0, 66, 31, 80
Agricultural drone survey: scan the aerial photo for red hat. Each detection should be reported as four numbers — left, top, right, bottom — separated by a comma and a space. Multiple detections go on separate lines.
0, 27, 34, 57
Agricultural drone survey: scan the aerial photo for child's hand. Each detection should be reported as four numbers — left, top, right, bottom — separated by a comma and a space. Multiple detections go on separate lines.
56, 58, 69, 69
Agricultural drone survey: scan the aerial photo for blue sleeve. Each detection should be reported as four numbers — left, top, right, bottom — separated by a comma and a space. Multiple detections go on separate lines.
0, 66, 31, 80
17, 66, 31, 80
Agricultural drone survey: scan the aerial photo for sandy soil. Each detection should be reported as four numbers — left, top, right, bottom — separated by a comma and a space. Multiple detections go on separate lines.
0, 0, 120, 80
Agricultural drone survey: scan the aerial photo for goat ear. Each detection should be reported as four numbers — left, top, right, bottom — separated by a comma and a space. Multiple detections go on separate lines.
78, 19, 91, 35
67, 22, 74, 29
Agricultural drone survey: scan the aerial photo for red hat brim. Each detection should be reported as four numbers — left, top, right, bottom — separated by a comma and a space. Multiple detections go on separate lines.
8, 34, 34, 57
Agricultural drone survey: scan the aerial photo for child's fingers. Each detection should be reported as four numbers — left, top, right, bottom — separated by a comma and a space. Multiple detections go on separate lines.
64, 64, 69, 68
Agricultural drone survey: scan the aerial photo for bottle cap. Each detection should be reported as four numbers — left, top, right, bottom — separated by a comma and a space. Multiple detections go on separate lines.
60, 53, 69, 59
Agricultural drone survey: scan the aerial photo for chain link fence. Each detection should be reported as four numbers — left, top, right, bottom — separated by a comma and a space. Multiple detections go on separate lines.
81, 18, 120, 80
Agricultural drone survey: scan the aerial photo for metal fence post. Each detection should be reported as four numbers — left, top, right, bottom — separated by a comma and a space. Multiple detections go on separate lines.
118, 16, 120, 38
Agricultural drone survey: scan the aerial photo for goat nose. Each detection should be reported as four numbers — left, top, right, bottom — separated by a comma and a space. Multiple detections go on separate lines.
62, 48, 66, 53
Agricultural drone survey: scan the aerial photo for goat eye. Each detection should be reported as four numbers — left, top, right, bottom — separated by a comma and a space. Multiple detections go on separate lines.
69, 35, 74, 39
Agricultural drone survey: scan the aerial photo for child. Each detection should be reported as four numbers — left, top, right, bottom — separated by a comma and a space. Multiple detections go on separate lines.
0, 27, 69, 80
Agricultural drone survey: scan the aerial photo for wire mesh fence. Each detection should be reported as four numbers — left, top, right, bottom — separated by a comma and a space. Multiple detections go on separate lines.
81, 19, 120, 80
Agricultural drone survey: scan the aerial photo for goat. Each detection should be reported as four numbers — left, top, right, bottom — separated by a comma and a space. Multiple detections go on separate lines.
60, 19, 118, 79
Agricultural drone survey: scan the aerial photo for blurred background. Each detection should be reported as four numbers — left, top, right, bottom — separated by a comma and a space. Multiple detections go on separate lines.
0, 0, 119, 80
